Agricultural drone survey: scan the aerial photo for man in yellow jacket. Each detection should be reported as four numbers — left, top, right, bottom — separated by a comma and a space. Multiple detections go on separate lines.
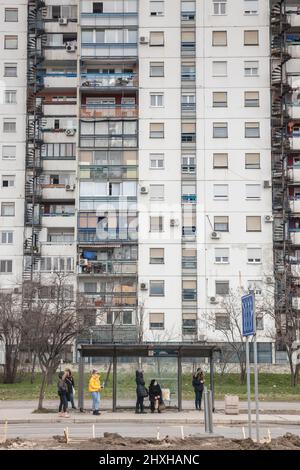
89, 369, 102, 415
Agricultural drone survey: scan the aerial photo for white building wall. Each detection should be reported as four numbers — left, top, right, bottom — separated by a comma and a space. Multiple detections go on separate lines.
0, 1, 27, 289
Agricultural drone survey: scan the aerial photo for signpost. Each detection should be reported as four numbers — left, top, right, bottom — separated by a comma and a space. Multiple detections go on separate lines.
242, 293, 259, 442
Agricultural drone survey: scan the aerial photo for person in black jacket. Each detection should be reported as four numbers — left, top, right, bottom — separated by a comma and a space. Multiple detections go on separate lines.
149, 379, 163, 413
192, 368, 204, 410
57, 371, 69, 417
135, 370, 148, 414
65, 368, 76, 409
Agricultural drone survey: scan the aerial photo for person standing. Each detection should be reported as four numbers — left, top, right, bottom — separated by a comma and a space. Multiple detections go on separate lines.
57, 371, 69, 418
65, 368, 76, 410
135, 370, 148, 414
192, 368, 205, 410
149, 379, 163, 413
88, 369, 102, 415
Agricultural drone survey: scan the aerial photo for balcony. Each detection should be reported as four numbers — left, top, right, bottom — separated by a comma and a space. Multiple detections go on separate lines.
43, 104, 77, 116
44, 45, 78, 62
80, 73, 138, 89
78, 228, 138, 244
80, 134, 137, 149
288, 14, 300, 28
290, 137, 300, 150
288, 105, 300, 120
41, 213, 75, 228
288, 44, 300, 58
288, 168, 300, 182
292, 297, 300, 309
290, 231, 300, 245
43, 73, 77, 89
181, 42, 196, 56
78, 260, 137, 276
80, 104, 138, 119
81, 43, 138, 58
80, 12, 138, 27
79, 291, 137, 307
41, 242, 75, 257
291, 264, 300, 278
41, 185, 76, 200
182, 194, 196, 203
289, 199, 300, 212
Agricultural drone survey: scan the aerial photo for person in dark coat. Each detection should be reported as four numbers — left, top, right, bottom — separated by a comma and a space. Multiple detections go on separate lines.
135, 370, 148, 414
57, 371, 69, 417
65, 368, 76, 409
192, 368, 204, 410
149, 379, 163, 413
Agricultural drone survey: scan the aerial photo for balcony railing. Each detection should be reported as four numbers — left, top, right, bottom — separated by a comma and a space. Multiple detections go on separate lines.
80, 104, 138, 118
78, 228, 138, 243
81, 42, 138, 58
81, 73, 138, 88
78, 260, 137, 275
182, 194, 197, 202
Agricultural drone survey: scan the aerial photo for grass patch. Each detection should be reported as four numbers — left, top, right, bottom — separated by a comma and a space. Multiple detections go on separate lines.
0, 372, 299, 402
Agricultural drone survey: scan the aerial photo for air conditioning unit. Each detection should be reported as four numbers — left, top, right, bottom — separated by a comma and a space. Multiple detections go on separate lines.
65, 42, 76, 52
211, 231, 220, 239
264, 215, 274, 223
139, 36, 149, 44
65, 128, 76, 136
13, 287, 20, 294
58, 17, 68, 25
264, 180, 272, 189
209, 296, 218, 304
140, 186, 148, 194
198, 334, 207, 342
140, 282, 148, 290
266, 276, 273, 285
65, 184, 75, 191
170, 218, 179, 227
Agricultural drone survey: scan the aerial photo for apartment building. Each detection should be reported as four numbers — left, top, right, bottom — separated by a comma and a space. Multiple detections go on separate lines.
0, 0, 280, 363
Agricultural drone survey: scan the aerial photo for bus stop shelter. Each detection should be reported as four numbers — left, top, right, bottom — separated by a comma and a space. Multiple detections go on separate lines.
77, 343, 220, 412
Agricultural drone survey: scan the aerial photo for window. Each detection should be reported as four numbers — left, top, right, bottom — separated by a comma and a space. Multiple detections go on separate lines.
3, 119, 16, 133
181, 1, 196, 20
150, 123, 164, 138
245, 91, 259, 107
244, 0, 258, 15
0, 260, 12, 274
150, 280, 165, 296
213, 0, 227, 15
213, 153, 228, 169
246, 216, 261, 232
181, 30, 195, 48
212, 61, 227, 77
4, 36, 18, 49
0, 231, 13, 244
123, 311, 133, 325
183, 280, 197, 300
244, 30, 259, 46
150, 185, 164, 200
4, 63, 17, 77
212, 31, 227, 46
181, 94, 196, 110
245, 122, 260, 138
245, 153, 260, 169
215, 248, 229, 264
150, 1, 164, 16
150, 248, 164, 264
244, 61, 259, 76
4, 91, 16, 104
150, 153, 164, 169
213, 92, 227, 107
182, 248, 197, 268
2, 176, 15, 188
150, 93, 164, 107
5, 9, 18, 22
247, 248, 262, 264
150, 31, 164, 46
182, 154, 196, 173
1, 202, 15, 216
150, 62, 164, 77
93, 2, 103, 13
183, 313, 197, 333
149, 313, 164, 329
214, 216, 229, 232
213, 122, 228, 138
214, 184, 228, 201
182, 63, 196, 80
215, 312, 230, 330
42, 143, 76, 159
182, 122, 196, 142
247, 280, 262, 295
246, 184, 261, 200
216, 280, 229, 295
150, 216, 163, 232
2, 146, 16, 160
84, 282, 97, 293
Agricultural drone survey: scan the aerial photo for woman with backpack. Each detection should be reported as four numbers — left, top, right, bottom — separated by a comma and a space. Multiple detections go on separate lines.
135, 370, 148, 414
192, 368, 205, 410
57, 371, 69, 418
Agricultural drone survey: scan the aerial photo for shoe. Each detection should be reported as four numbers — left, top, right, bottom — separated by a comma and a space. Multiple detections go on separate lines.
151, 410, 154, 413
72, 406, 77, 410
58, 412, 64, 417
63, 413, 70, 418
141, 411, 147, 414
93, 410, 100, 416
135, 410, 140, 414
158, 410, 161, 413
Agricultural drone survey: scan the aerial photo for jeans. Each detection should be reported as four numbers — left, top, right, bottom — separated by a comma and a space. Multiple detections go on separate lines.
58, 391, 68, 413
194, 389, 203, 410
68, 392, 75, 408
136, 395, 144, 412
92, 391, 100, 411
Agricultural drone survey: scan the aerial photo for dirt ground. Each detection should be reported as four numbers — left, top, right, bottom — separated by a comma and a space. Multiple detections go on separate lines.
1, 432, 300, 450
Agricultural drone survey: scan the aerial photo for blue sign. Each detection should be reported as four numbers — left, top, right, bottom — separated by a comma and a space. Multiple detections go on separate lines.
242, 294, 255, 336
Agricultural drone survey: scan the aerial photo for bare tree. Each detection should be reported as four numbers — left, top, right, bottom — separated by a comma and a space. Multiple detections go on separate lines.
0, 289, 24, 383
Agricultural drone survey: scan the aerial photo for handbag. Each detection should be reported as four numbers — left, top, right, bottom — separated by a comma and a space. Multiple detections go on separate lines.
158, 401, 166, 411
142, 388, 148, 398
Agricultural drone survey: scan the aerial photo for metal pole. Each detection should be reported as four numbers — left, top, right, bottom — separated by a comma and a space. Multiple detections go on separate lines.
246, 336, 252, 439
207, 390, 213, 434
253, 335, 260, 442
178, 351, 182, 412
209, 353, 215, 412
78, 352, 85, 412
203, 386, 209, 433
113, 351, 117, 412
